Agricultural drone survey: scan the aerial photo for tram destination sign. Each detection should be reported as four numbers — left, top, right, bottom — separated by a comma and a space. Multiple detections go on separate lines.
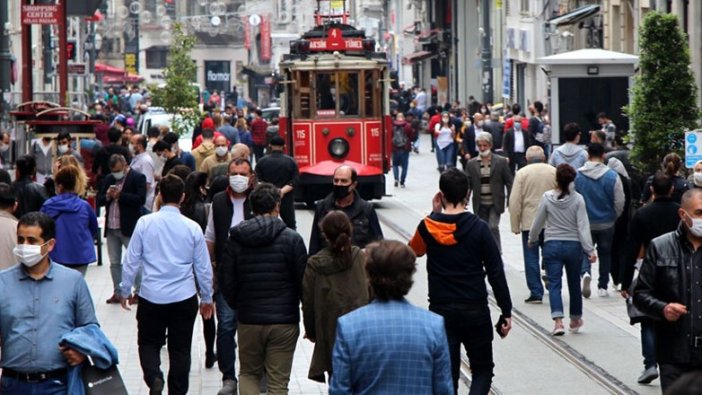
22, 4, 60, 25
308, 28, 363, 51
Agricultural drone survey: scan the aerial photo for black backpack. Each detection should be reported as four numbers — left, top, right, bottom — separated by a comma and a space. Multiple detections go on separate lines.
392, 124, 408, 149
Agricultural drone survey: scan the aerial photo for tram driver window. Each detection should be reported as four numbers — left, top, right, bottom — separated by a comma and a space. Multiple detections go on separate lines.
316, 74, 336, 112
315, 72, 360, 117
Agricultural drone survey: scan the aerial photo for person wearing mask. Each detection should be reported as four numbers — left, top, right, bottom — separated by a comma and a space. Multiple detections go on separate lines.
503, 114, 532, 174
575, 143, 625, 298
465, 132, 513, 252
163, 132, 195, 171
13, 155, 49, 218
205, 158, 255, 395
409, 169, 512, 394
56, 131, 84, 165
550, 122, 588, 170
502, 103, 529, 132
92, 127, 131, 189
250, 109, 269, 163
0, 212, 98, 394
146, 126, 164, 178
193, 128, 217, 171
154, 140, 183, 178
528, 101, 546, 152
621, 172, 680, 385
509, 146, 557, 304
434, 112, 455, 172
255, 136, 299, 229
0, 183, 17, 270
130, 134, 157, 211
302, 211, 369, 383
330, 241, 452, 394
121, 175, 213, 395
640, 153, 690, 205
97, 154, 147, 304
461, 113, 482, 164
180, 171, 217, 369
390, 113, 415, 188
201, 135, 232, 185
218, 183, 308, 395
530, 164, 596, 335
32, 136, 54, 184
40, 166, 98, 276
43, 155, 87, 198
309, 165, 383, 256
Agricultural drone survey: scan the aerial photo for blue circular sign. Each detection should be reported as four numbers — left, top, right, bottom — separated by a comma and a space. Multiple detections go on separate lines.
688, 133, 698, 144
689, 146, 698, 155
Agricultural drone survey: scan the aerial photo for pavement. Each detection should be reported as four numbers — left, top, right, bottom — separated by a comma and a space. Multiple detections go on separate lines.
83, 133, 659, 394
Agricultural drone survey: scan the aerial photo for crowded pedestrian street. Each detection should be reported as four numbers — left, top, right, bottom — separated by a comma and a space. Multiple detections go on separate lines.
70, 133, 657, 395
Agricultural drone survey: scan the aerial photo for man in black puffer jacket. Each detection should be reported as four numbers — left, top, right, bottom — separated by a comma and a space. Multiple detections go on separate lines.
219, 182, 307, 395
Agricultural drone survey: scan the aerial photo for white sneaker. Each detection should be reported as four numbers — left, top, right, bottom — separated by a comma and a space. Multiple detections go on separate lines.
582, 274, 592, 299
598, 288, 609, 297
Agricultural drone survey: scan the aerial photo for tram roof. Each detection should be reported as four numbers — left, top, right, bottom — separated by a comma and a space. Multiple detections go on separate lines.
280, 54, 388, 70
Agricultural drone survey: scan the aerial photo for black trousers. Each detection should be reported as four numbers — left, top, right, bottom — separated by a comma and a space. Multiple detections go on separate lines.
509, 152, 527, 174
660, 362, 702, 391
430, 304, 494, 395
137, 295, 198, 395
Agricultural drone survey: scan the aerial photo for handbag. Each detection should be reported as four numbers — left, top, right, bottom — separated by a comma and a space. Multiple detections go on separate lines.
626, 274, 647, 320
82, 364, 129, 395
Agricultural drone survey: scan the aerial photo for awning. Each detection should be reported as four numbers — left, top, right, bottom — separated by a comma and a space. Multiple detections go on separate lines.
548, 4, 600, 27
417, 28, 442, 43
402, 50, 435, 65
94, 62, 126, 75
103, 73, 144, 85
241, 65, 274, 76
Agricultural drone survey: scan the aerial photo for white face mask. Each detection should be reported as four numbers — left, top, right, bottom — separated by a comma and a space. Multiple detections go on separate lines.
58, 144, 69, 154
215, 146, 228, 157
0, 143, 8, 153
128, 144, 136, 155
479, 149, 491, 158
686, 211, 702, 237
112, 171, 125, 180
476, 121, 484, 128
229, 175, 249, 193
694, 172, 702, 187
13, 242, 50, 267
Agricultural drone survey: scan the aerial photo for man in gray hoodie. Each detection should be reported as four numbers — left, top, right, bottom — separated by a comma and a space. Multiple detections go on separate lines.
575, 143, 625, 298
549, 123, 588, 170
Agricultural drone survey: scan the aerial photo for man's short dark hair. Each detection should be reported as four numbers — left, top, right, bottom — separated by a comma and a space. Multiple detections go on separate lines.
563, 123, 581, 142
18, 212, 55, 241
153, 140, 170, 153
201, 128, 215, 140
134, 134, 147, 149
16, 155, 37, 177
250, 182, 281, 215
159, 174, 184, 204
163, 132, 179, 145
365, 240, 416, 300
511, 103, 521, 115
108, 154, 127, 169
147, 126, 161, 139
534, 101, 544, 113
0, 183, 15, 209
439, 168, 469, 206
228, 158, 252, 174
57, 130, 72, 142
652, 171, 673, 197
0, 169, 10, 184
588, 143, 605, 159
107, 127, 122, 143
591, 130, 606, 144
597, 112, 609, 120
255, 109, 263, 117
168, 165, 193, 181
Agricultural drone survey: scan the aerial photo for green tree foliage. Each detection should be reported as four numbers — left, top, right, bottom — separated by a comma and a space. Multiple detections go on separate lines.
627, 11, 700, 174
150, 23, 200, 136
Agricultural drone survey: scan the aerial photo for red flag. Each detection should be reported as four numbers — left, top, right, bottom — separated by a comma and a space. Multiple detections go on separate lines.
242, 15, 251, 49
260, 15, 271, 62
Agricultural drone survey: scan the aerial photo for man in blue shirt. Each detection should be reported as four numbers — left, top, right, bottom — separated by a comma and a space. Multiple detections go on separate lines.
0, 212, 97, 394
330, 240, 453, 394
121, 174, 214, 395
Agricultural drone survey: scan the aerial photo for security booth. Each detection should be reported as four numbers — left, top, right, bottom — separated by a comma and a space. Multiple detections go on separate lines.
537, 48, 638, 144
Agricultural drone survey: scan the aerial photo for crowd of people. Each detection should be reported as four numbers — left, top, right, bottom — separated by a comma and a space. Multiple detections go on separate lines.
1, 84, 702, 395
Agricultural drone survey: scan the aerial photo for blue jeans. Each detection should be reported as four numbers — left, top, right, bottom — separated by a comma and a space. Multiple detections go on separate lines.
544, 240, 583, 319
522, 231, 544, 299
641, 319, 657, 369
435, 142, 455, 170
215, 291, 238, 382
392, 150, 410, 184
581, 227, 615, 290
0, 376, 67, 395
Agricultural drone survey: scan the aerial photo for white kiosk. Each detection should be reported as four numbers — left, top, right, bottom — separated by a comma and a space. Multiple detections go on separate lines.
538, 49, 639, 144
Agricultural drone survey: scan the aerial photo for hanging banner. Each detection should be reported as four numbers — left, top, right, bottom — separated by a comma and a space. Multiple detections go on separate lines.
242, 15, 251, 49
260, 15, 271, 62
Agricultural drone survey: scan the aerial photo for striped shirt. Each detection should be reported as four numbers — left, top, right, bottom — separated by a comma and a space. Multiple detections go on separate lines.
480, 161, 493, 206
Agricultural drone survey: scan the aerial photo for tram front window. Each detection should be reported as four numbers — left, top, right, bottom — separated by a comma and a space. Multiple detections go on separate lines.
315, 72, 359, 117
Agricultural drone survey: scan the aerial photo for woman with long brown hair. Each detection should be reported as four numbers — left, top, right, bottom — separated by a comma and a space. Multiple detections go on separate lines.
302, 210, 369, 383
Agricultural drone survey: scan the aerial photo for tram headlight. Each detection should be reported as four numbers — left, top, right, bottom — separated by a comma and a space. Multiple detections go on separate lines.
328, 138, 349, 159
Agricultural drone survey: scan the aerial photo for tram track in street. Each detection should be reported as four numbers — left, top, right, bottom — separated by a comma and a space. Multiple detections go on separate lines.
375, 211, 638, 395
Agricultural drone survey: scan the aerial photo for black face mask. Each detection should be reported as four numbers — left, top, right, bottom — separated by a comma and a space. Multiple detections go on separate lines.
333, 184, 351, 200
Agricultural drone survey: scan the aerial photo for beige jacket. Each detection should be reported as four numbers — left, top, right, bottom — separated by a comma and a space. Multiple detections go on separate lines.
193, 141, 216, 171
0, 210, 17, 270
509, 162, 557, 233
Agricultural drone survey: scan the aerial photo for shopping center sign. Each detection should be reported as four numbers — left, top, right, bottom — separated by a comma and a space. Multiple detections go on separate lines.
22, 4, 60, 25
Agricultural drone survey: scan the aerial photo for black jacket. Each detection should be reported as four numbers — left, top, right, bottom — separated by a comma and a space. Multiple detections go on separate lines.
13, 177, 48, 218
308, 191, 383, 256
211, 189, 253, 264
92, 144, 132, 179
633, 224, 701, 364
640, 175, 690, 205
461, 126, 477, 159
219, 216, 308, 325
97, 169, 147, 237
502, 128, 533, 157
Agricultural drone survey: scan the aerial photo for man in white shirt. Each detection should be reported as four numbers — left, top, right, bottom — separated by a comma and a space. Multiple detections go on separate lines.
130, 134, 156, 211
503, 115, 533, 174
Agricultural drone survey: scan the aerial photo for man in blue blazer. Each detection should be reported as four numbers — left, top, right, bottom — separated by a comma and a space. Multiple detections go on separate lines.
97, 153, 147, 304
330, 240, 453, 395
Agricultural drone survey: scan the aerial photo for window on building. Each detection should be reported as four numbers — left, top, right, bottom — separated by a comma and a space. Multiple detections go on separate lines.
145, 47, 168, 69
520, 0, 529, 14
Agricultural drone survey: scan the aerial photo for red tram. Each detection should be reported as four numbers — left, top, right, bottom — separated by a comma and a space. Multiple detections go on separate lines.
278, 3, 392, 207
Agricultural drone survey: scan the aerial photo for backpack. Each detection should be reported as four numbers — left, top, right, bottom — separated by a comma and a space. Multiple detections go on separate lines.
392, 124, 408, 149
